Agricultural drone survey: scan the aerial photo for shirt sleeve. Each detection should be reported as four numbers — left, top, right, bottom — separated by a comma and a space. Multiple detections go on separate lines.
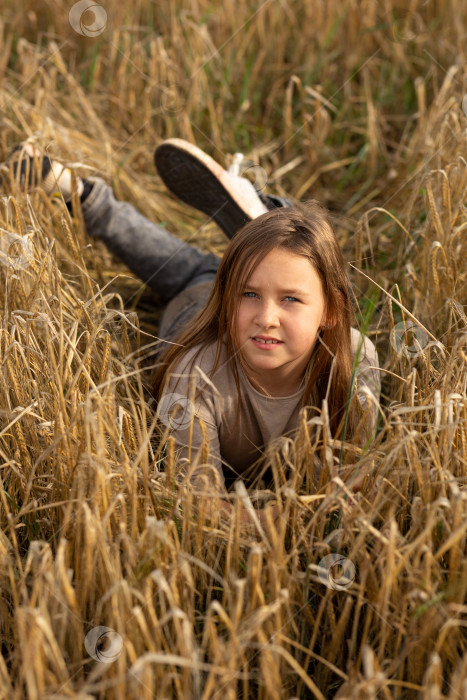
351, 328, 381, 431
156, 351, 226, 489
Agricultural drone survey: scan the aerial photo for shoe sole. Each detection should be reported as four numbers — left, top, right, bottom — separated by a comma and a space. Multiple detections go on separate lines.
154, 139, 253, 239
7, 144, 52, 188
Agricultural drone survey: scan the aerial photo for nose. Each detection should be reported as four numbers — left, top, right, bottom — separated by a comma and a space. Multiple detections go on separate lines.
255, 299, 280, 328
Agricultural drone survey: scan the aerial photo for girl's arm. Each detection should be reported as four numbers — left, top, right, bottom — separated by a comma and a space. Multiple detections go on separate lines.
157, 349, 227, 486
160, 374, 281, 532
351, 328, 381, 433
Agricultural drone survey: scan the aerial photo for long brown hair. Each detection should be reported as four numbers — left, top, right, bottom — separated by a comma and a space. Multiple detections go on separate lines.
152, 202, 362, 441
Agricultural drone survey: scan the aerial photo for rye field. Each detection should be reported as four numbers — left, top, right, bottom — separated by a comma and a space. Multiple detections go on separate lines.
0, 0, 466, 697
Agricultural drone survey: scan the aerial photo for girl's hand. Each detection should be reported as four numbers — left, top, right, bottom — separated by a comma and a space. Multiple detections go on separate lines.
204, 496, 281, 537
236, 502, 281, 538
332, 463, 370, 493
256, 504, 281, 534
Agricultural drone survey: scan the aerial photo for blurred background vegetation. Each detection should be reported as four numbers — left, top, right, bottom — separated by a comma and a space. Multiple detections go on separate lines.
0, 1, 466, 698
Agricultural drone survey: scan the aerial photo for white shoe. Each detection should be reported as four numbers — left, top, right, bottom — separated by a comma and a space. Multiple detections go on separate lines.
5, 142, 83, 201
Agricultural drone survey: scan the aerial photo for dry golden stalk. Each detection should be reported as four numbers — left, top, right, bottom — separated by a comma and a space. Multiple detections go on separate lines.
98, 330, 111, 384
122, 411, 137, 453
0, 1, 466, 696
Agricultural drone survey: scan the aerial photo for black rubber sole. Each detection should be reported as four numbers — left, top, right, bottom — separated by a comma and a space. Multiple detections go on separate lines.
154, 142, 252, 240
8, 145, 52, 188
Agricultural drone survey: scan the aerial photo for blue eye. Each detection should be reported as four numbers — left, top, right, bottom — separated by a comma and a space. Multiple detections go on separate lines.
242, 292, 300, 302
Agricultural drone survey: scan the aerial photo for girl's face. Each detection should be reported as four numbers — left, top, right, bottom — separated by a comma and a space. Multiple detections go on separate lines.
231, 247, 328, 395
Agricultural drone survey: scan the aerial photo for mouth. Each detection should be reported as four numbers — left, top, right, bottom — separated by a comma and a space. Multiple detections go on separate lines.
251, 336, 283, 347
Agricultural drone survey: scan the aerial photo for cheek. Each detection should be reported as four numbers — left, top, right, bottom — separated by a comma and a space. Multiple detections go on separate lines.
293, 312, 321, 342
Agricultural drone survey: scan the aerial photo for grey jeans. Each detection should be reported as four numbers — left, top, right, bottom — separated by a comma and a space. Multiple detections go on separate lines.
81, 178, 220, 352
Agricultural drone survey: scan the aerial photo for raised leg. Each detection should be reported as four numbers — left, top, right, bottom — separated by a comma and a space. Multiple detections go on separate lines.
81, 177, 220, 303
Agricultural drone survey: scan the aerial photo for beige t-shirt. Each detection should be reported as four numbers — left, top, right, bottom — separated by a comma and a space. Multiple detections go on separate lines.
157, 328, 380, 485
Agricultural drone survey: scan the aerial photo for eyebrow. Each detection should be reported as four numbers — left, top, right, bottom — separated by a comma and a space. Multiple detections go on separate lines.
244, 285, 311, 297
